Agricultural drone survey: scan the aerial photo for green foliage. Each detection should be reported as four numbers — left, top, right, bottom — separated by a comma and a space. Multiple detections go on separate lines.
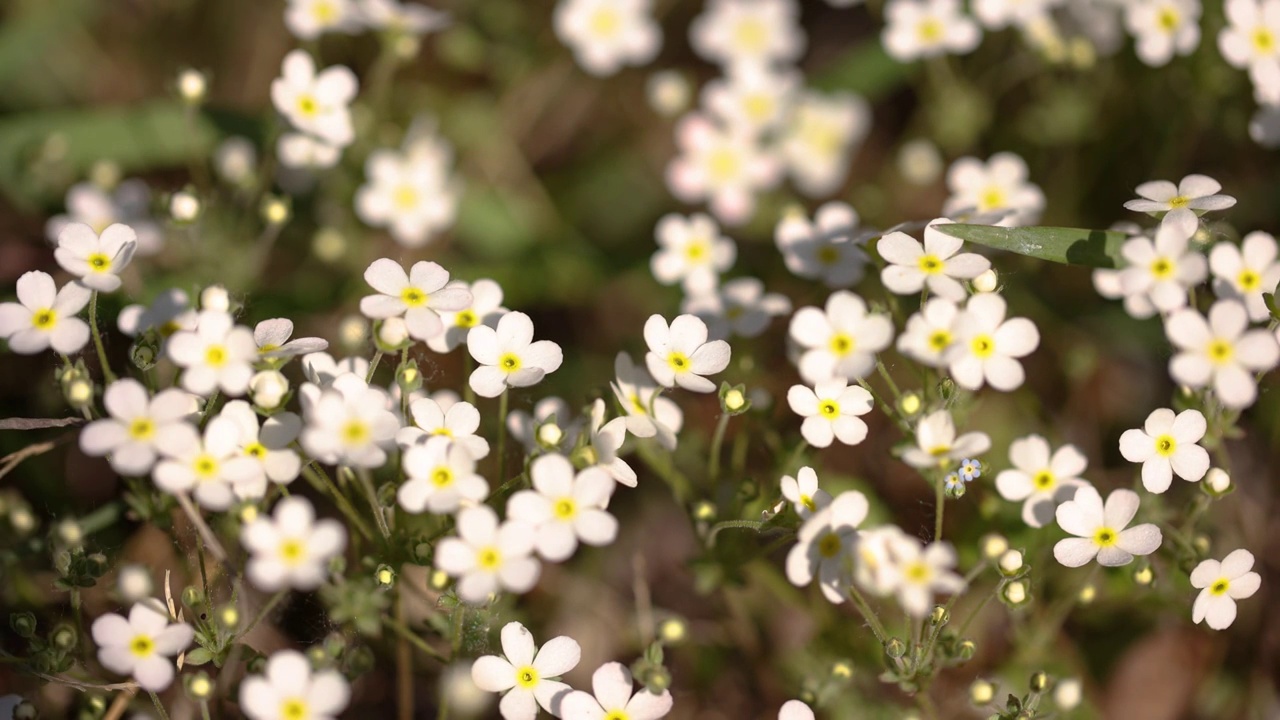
935, 224, 1129, 268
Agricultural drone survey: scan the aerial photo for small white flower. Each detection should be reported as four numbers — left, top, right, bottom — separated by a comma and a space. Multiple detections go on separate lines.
1125, 0, 1202, 67
788, 290, 894, 384
786, 490, 869, 603
427, 279, 507, 354
883, 0, 982, 62
47, 180, 162, 256
300, 374, 400, 468
559, 662, 674, 720
780, 466, 832, 518
779, 700, 815, 720
1124, 173, 1236, 235
254, 318, 328, 359
277, 132, 342, 169
610, 353, 684, 450
167, 311, 259, 396
218, 401, 302, 485
689, 0, 806, 69
553, 0, 661, 76
702, 65, 800, 134
435, 505, 540, 604
508, 453, 618, 562
1209, 232, 1280, 322
1053, 487, 1162, 567
644, 313, 731, 392
242, 496, 346, 591
79, 379, 199, 476
946, 293, 1040, 392
250, 370, 291, 411
53, 222, 137, 293
787, 379, 873, 448
665, 113, 781, 225
116, 565, 154, 603
942, 153, 1045, 226
897, 297, 960, 367
1165, 300, 1280, 408
1093, 265, 1157, 320
0, 271, 91, 355
1191, 549, 1262, 630
355, 133, 460, 248
994, 435, 1091, 528
361, 258, 472, 341
398, 397, 490, 459
117, 288, 195, 338
468, 312, 564, 398
774, 203, 869, 288
398, 436, 488, 515
879, 220, 992, 302
1218, 0, 1280, 73
154, 416, 265, 510
360, 0, 449, 35
973, 0, 1063, 30
780, 90, 871, 198
1118, 220, 1208, 313
470, 622, 580, 720
650, 213, 736, 295
1119, 407, 1210, 492
887, 537, 966, 617
901, 409, 991, 469
507, 397, 582, 454
683, 277, 790, 341
852, 525, 915, 596
301, 351, 369, 387
240, 649, 351, 720
285, 0, 360, 39
270, 50, 358, 147
585, 399, 636, 486
91, 601, 193, 692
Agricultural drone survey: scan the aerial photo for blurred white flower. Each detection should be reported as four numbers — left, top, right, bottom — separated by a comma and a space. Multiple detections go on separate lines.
1191, 549, 1262, 630
1053, 487, 1162, 567
398, 436, 488, 514
1165, 299, 1279, 408
788, 290, 894, 383
436, 506, 541, 604
301, 351, 370, 387
300, 374, 400, 468
995, 434, 1091, 528
973, 0, 1063, 30
359, 0, 448, 35
878, 220, 991, 302
355, 130, 460, 247
470, 622, 580, 720
650, 213, 736, 295
117, 288, 195, 338
270, 50, 358, 146
883, 0, 982, 61
285, 0, 361, 39
647, 70, 692, 116
610, 353, 683, 450
428, 279, 507, 354
116, 565, 153, 603
1209, 231, 1280, 321
1218, 0, 1280, 76
701, 65, 800, 134
242, 496, 346, 591
781, 91, 871, 198
277, 132, 342, 169
154, 415, 264, 509
254, 318, 328, 359
553, 0, 661, 76
786, 490, 869, 603
47, 181, 162, 255
79, 379, 199, 476
468, 312, 564, 398
559, 662, 673, 720
644, 313, 731, 392
507, 397, 581, 454
0, 271, 90, 355
91, 602, 192, 692
779, 700, 815, 720
787, 379, 873, 448
215, 137, 258, 185
1118, 407, 1209, 493
1125, 0, 1202, 67
947, 292, 1040, 392
666, 112, 781, 225
902, 410, 991, 469
508, 453, 618, 562
689, 0, 805, 69
167, 311, 258, 396
360, 258, 472, 341
240, 649, 350, 720
54, 222, 137, 293
682, 277, 791, 340
585, 399, 636, 486
942, 153, 1045, 226
887, 537, 965, 617
774, 202, 869, 288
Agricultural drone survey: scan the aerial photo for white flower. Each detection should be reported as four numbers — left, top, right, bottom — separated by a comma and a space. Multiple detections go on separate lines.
53, 222, 137, 293
553, 0, 661, 76
470, 622, 580, 720
644, 313, 731, 392
942, 153, 1045, 226
428, 279, 507, 354
650, 213, 736, 295
852, 525, 915, 596
1209, 231, 1280, 322
242, 496, 346, 591
1125, 0, 1201, 66
435, 505, 540, 604
1218, 0, 1280, 73
788, 290, 893, 384
359, 0, 449, 35
995, 435, 1091, 528
683, 277, 791, 341
218, 401, 302, 485
398, 397, 490, 459
154, 416, 265, 509
0, 271, 90, 355
897, 298, 960, 367
1191, 549, 1262, 630
787, 380, 873, 448
1166, 300, 1280, 408
901, 409, 991, 469
780, 91, 870, 198
117, 288, 195, 338
886, 537, 965, 617
47, 180, 162, 256
647, 69, 692, 116
285, 0, 360, 39
560, 662, 673, 720
79, 379, 199, 476
167, 311, 259, 396
1119, 408, 1210, 492
360, 258, 472, 341
1118, 221, 1208, 313
779, 700, 815, 720
973, 0, 1063, 30
241, 649, 351, 720
508, 453, 618, 562
883, 0, 982, 62
780, 466, 832, 518
301, 351, 370, 386
355, 133, 460, 248
610, 353, 683, 450
254, 318, 328, 360
878, 221, 991, 302
277, 132, 342, 169
786, 490, 869, 603
468, 312, 564, 398
1093, 266, 1158, 319
270, 50, 358, 147
585, 399, 636, 486
689, 0, 805, 69
774, 202, 869, 288
702, 65, 800, 134
1053, 487, 1162, 567
507, 397, 582, 454
946, 293, 1040, 392
398, 436, 488, 515
1123, 174, 1236, 235
665, 113, 781, 225
300, 374, 400, 468
91, 601, 193, 692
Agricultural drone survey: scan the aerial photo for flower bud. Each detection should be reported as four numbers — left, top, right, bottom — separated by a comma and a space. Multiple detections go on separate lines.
64, 377, 94, 408
375, 564, 396, 589
218, 605, 240, 630
969, 678, 995, 705
1077, 583, 1096, 604
10, 612, 37, 638
1029, 671, 1049, 693
898, 391, 922, 417
170, 190, 201, 222
240, 505, 259, 524
117, 565, 153, 603
430, 570, 450, 590
1054, 678, 1082, 710
643, 666, 672, 692
339, 316, 368, 350
658, 618, 686, 645
930, 605, 950, 626
692, 501, 716, 522
56, 519, 83, 547
250, 370, 289, 411
884, 637, 907, 659
185, 671, 214, 700
10, 508, 35, 535
261, 195, 291, 226
397, 360, 422, 394
51, 624, 77, 651
130, 339, 159, 371
12, 700, 37, 720
1133, 565, 1154, 586
312, 228, 347, 263
981, 533, 1008, 559
897, 138, 943, 186
831, 660, 854, 679
181, 586, 204, 608
1002, 580, 1028, 607
200, 285, 230, 313
1193, 534, 1210, 555
998, 549, 1023, 576
537, 422, 564, 450
1204, 468, 1231, 496
215, 137, 257, 186
177, 68, 208, 104
719, 383, 750, 415
646, 70, 691, 117
377, 317, 410, 349
972, 268, 998, 293
956, 639, 976, 662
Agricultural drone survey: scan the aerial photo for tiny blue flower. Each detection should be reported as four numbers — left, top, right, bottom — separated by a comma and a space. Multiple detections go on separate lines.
960, 458, 982, 482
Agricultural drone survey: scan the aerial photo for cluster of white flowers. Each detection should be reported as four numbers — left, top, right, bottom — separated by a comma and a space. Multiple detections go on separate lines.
284, 0, 447, 41
355, 121, 461, 247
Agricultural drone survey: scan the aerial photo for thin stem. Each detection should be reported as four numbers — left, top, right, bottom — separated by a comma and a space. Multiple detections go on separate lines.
707, 412, 731, 482
89, 291, 117, 383
846, 584, 891, 645
496, 390, 510, 488
396, 590, 413, 720
933, 474, 945, 542
366, 351, 384, 383
706, 519, 765, 547
357, 467, 391, 540
199, 700, 213, 720
463, 352, 475, 406
302, 463, 374, 541
148, 692, 171, 720
103, 687, 138, 720
175, 493, 228, 566
239, 589, 288, 639
875, 359, 903, 402
383, 615, 449, 663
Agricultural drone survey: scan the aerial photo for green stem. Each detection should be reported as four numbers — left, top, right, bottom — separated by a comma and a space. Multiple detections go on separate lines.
846, 584, 891, 645
89, 291, 117, 383
383, 616, 449, 663
199, 700, 212, 720
706, 519, 764, 547
239, 589, 288, 639
707, 412, 731, 483
148, 692, 171, 720
357, 467, 391, 540
301, 463, 374, 541
463, 352, 475, 406
934, 474, 945, 541
366, 351, 384, 383
496, 390, 510, 488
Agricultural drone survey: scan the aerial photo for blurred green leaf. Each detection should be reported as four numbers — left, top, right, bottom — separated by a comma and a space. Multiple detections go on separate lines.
935, 224, 1127, 268
0, 0, 99, 106
812, 42, 913, 101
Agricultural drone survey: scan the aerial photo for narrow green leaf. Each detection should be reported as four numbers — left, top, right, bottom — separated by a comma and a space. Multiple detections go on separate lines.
934, 224, 1129, 269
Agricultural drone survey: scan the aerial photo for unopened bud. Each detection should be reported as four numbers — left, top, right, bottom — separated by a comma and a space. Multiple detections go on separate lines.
51, 624, 77, 651
1003, 580, 1028, 606
170, 190, 201, 223
1030, 671, 1049, 693
375, 564, 396, 589
1077, 583, 1096, 604
377, 317, 410, 349
644, 666, 672, 692
646, 70, 691, 117
973, 268, 998, 293
65, 378, 93, 408
430, 570, 450, 590
898, 391, 922, 417
897, 138, 943, 186
658, 618, 686, 644
117, 565, 153, 602
239, 505, 259, 524
11, 612, 37, 638
1133, 565, 1154, 586
956, 639, 976, 662
261, 195, 291, 226
56, 519, 83, 546
10, 508, 35, 534
537, 422, 564, 449
969, 678, 994, 705
930, 606, 949, 626
981, 533, 1008, 559
1204, 468, 1231, 496
998, 549, 1023, 576
200, 285, 230, 313
177, 69, 208, 104
831, 660, 853, 679
312, 228, 347, 263
398, 361, 422, 394
181, 586, 204, 608
339, 316, 368, 349
884, 637, 907, 659
251, 370, 289, 410
186, 672, 214, 699
692, 501, 716, 521
12, 700, 37, 720
1054, 678, 1082, 710
218, 605, 240, 630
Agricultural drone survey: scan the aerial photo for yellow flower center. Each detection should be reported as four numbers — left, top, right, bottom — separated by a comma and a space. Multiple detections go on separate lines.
454, 310, 478, 328
918, 254, 944, 274
432, 427, 453, 437
800, 120, 842, 156
817, 532, 842, 558
1150, 258, 1174, 279
605, 712, 629, 720
279, 539, 305, 566
342, 420, 369, 445
818, 400, 840, 419
500, 353, 522, 371
431, 466, 454, 488
128, 418, 155, 440
734, 18, 767, 51
799, 494, 815, 512
928, 444, 951, 457
87, 252, 112, 273
706, 148, 741, 184
1157, 8, 1180, 30
829, 333, 855, 356
296, 94, 319, 117
1208, 339, 1234, 364
205, 345, 227, 367
970, 334, 995, 358
129, 634, 155, 658
1167, 195, 1189, 209
1033, 470, 1055, 490
1237, 269, 1261, 291
1154, 434, 1176, 457
400, 287, 428, 307
927, 329, 952, 352
515, 666, 539, 689
905, 561, 931, 583
31, 309, 56, 329
554, 497, 577, 520
393, 186, 419, 210
629, 393, 648, 415
684, 239, 709, 262
246, 442, 267, 459
193, 454, 219, 479
666, 351, 690, 372
1209, 578, 1230, 596
1092, 527, 1118, 546
280, 698, 308, 720
978, 187, 1006, 211
917, 18, 943, 42
477, 546, 502, 570
744, 94, 774, 121
1253, 28, 1276, 53
590, 7, 620, 37
816, 245, 840, 265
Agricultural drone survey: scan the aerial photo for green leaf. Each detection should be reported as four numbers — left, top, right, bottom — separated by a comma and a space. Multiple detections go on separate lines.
812, 41, 913, 101
184, 648, 213, 666
933, 224, 1128, 269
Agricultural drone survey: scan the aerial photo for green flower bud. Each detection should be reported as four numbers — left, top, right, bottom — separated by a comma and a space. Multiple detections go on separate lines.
181, 586, 204, 608
51, 623, 77, 651
11, 612, 37, 638
884, 637, 907, 659
1030, 671, 1049, 693
930, 606, 950, 626
185, 671, 214, 700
